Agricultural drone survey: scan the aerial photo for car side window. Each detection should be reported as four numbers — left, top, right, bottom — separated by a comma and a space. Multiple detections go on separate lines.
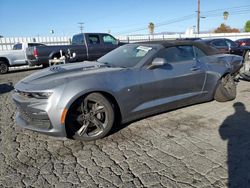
211, 40, 227, 47
13, 43, 22, 50
103, 34, 118, 45
194, 46, 206, 58
89, 35, 100, 45
225, 39, 237, 47
157, 46, 194, 63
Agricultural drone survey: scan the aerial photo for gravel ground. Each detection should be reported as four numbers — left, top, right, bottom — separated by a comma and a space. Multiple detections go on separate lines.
0, 68, 250, 188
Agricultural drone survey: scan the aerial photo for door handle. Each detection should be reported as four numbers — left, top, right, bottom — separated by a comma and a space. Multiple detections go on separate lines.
190, 66, 200, 71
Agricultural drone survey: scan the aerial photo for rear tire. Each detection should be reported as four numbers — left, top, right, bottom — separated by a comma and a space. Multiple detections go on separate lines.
66, 93, 115, 141
42, 64, 49, 68
214, 74, 237, 102
0, 61, 9, 74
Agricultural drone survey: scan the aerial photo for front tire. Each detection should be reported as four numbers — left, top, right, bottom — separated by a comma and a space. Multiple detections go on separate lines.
214, 74, 237, 102
66, 93, 115, 141
0, 61, 9, 74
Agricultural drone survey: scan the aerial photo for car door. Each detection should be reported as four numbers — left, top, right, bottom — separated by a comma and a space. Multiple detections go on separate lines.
86, 34, 105, 61
101, 34, 119, 53
70, 34, 88, 62
11, 43, 26, 65
139, 45, 206, 113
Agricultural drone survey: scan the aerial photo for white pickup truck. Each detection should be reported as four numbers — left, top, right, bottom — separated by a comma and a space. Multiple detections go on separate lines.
0, 42, 45, 74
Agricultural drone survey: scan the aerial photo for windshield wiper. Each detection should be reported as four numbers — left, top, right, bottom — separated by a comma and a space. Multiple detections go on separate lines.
97, 61, 125, 68
102, 62, 115, 67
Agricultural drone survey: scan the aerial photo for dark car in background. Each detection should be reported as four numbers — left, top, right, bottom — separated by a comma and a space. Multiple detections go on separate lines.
13, 41, 242, 141
198, 38, 250, 80
198, 38, 250, 58
235, 38, 250, 47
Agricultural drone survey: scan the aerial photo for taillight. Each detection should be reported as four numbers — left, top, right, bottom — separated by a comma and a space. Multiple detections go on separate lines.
241, 42, 246, 46
34, 47, 38, 57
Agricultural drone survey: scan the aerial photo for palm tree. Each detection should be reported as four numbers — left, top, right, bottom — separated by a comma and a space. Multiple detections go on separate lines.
148, 22, 155, 35
223, 11, 229, 22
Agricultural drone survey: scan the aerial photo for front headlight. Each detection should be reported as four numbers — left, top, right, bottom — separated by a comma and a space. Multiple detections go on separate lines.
29, 92, 53, 99
15, 89, 52, 99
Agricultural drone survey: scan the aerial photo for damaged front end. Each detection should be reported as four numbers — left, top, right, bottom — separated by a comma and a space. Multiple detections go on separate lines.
240, 50, 250, 80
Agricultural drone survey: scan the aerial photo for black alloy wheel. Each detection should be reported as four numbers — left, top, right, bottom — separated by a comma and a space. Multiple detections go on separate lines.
0, 61, 8, 74
68, 93, 114, 141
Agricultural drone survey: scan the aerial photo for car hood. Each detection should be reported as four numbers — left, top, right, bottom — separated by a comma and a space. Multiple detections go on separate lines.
16, 61, 122, 90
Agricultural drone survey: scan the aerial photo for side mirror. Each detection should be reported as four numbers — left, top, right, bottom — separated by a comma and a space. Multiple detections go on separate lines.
148, 58, 167, 69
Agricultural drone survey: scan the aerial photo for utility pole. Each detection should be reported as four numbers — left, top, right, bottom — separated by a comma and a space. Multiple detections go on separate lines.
78, 22, 84, 33
197, 0, 200, 34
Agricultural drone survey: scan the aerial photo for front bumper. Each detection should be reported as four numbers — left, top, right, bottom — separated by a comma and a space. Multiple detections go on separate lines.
12, 90, 67, 138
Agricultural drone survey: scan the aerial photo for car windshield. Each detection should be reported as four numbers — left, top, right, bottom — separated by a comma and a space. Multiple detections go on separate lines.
97, 44, 154, 68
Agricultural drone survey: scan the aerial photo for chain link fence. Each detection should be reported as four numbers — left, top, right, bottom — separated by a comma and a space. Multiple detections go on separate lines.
1, 33, 250, 50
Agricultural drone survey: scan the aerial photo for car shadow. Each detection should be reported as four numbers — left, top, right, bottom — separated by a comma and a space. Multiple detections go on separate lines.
108, 101, 211, 137
0, 82, 14, 94
219, 102, 250, 188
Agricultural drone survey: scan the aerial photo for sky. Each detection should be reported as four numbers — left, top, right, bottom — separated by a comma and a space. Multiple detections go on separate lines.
0, 0, 250, 37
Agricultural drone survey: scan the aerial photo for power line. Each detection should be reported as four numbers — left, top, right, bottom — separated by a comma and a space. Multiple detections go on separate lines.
115, 4, 250, 35
116, 14, 196, 35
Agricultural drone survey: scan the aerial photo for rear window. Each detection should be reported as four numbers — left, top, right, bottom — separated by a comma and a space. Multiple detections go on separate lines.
72, 34, 85, 45
194, 46, 206, 58
13, 43, 22, 50
28, 43, 45, 47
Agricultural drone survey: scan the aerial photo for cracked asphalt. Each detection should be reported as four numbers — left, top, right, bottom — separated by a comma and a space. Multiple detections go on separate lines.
1, 69, 250, 188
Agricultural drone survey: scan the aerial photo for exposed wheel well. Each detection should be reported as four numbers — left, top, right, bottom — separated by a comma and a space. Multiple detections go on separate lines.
50, 52, 66, 59
221, 72, 230, 78
212, 72, 230, 96
65, 91, 122, 138
0, 57, 10, 66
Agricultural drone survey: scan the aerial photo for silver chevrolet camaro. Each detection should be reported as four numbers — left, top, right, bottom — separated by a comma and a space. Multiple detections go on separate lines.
12, 41, 243, 141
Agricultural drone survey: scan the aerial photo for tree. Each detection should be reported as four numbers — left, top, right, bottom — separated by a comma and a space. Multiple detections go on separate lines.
214, 24, 240, 33
0, 35, 3, 38
245, 20, 250, 32
148, 22, 155, 34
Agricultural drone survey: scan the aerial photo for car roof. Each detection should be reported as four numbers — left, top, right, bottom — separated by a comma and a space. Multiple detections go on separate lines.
74, 33, 112, 35
235, 38, 250, 41
137, 40, 220, 55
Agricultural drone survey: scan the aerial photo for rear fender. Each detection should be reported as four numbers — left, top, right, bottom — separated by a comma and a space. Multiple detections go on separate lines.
49, 51, 66, 59
0, 57, 10, 66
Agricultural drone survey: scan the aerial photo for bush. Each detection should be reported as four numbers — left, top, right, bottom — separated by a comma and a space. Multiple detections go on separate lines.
245, 21, 250, 32
214, 24, 240, 33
